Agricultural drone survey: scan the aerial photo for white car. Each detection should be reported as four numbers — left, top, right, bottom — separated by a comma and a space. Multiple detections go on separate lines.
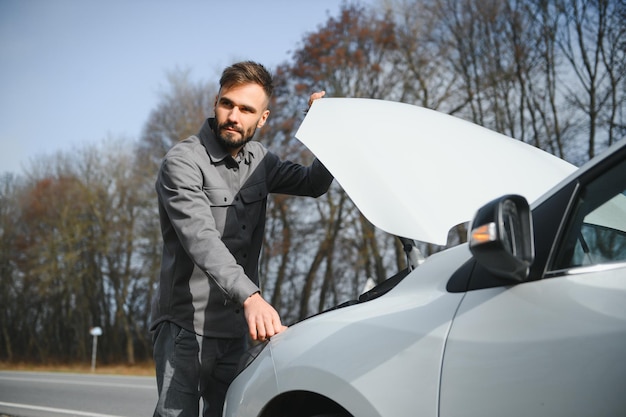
223, 99, 626, 417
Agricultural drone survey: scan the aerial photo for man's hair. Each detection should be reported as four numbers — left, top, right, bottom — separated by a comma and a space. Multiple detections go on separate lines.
219, 61, 274, 99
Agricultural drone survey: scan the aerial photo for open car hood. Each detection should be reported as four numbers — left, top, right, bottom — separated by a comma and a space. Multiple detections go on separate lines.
296, 98, 576, 245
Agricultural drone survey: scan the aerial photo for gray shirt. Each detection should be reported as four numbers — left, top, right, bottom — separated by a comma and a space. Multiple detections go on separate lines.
151, 118, 333, 337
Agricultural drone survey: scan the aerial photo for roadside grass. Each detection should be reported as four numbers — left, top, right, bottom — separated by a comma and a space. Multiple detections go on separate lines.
0, 361, 155, 376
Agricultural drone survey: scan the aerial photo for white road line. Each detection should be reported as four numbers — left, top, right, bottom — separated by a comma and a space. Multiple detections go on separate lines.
0, 375, 153, 390
0, 401, 127, 417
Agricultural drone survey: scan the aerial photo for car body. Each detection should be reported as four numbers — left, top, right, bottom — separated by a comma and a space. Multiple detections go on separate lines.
223, 98, 626, 417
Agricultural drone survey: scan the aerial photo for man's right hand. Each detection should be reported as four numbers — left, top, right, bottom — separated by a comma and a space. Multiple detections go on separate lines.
243, 292, 287, 341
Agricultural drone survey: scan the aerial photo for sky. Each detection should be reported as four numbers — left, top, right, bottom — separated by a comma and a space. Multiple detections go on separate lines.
0, 0, 359, 176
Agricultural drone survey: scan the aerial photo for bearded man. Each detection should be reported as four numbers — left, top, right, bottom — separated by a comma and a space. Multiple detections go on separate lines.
151, 61, 332, 417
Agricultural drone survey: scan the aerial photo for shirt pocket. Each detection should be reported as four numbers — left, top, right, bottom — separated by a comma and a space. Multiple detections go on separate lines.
204, 187, 234, 207
239, 181, 268, 204
203, 187, 234, 232
239, 181, 268, 225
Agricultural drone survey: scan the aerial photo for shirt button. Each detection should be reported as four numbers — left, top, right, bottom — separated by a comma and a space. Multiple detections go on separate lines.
242, 225, 246, 230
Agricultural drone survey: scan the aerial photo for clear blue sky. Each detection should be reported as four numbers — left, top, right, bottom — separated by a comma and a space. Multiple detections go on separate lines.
0, 0, 361, 176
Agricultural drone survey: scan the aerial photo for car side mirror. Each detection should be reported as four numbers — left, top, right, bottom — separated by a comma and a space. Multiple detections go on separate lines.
469, 195, 534, 282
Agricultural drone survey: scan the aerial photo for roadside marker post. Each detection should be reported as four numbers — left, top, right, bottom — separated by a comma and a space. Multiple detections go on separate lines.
89, 326, 102, 372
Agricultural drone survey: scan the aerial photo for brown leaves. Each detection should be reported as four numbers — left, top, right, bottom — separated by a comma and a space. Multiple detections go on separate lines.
286, 2, 399, 97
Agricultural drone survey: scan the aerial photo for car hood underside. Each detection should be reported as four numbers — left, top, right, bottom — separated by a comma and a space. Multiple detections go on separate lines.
296, 98, 576, 245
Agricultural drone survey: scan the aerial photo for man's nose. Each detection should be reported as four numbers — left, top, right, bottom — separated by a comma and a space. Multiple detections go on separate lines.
227, 107, 240, 121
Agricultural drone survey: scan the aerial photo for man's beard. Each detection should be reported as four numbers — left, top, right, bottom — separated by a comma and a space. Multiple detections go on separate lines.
215, 121, 257, 150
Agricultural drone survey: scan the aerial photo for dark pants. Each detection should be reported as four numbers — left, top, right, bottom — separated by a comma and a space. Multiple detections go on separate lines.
152, 321, 247, 417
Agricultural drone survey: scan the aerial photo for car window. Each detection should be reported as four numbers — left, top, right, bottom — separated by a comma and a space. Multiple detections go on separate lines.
551, 159, 626, 270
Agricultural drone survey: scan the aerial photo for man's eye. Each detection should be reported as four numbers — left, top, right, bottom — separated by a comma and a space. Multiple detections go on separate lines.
219, 100, 233, 109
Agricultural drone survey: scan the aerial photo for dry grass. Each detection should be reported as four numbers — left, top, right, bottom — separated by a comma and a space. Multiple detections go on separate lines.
0, 361, 155, 376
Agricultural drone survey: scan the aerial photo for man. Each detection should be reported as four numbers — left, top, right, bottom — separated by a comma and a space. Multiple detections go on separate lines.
151, 61, 332, 417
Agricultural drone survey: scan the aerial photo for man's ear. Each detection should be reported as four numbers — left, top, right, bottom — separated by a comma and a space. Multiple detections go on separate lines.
257, 109, 270, 128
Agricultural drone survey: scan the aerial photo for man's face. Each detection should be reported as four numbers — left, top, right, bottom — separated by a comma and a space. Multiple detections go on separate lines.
214, 83, 270, 154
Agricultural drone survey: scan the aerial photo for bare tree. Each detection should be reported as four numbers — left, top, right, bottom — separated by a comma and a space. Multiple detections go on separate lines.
3, 139, 154, 364
137, 69, 217, 170
556, 0, 626, 160
390, 0, 463, 110
0, 174, 22, 361
262, 2, 408, 318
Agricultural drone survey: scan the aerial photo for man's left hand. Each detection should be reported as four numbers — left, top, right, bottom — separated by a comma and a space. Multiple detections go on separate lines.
308, 91, 326, 108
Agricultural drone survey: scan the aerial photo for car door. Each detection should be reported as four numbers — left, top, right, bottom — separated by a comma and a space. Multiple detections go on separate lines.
439, 152, 626, 416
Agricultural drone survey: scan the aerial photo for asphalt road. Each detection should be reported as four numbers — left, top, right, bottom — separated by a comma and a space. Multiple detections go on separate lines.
0, 371, 157, 417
